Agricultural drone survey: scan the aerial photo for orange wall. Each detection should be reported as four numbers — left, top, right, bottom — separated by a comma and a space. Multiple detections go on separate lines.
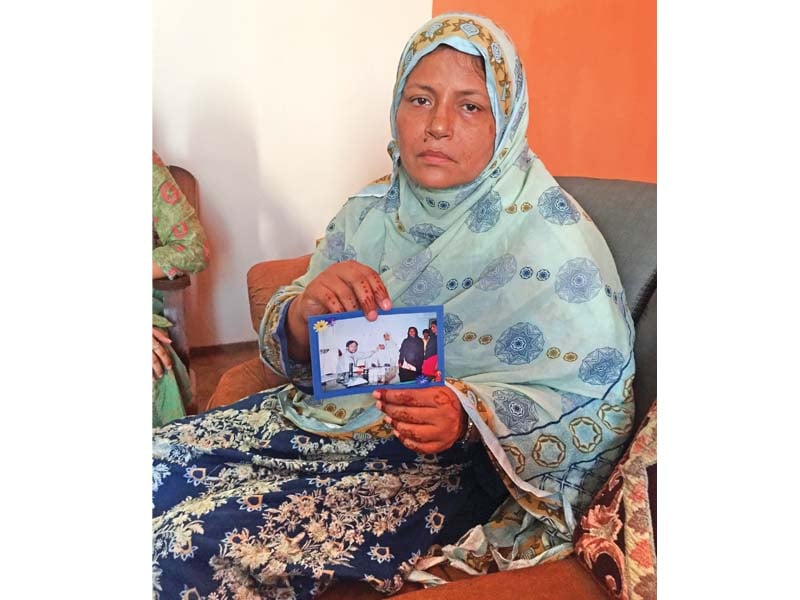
433, 0, 656, 183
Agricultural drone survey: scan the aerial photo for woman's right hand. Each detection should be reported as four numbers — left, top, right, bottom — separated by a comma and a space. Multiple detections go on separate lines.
286, 260, 391, 360
152, 327, 173, 380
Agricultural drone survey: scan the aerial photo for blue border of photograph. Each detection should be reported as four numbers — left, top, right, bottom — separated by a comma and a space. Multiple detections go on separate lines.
307, 305, 445, 402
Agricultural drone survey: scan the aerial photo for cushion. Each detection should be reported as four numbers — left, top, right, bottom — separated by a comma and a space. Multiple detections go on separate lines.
572, 400, 657, 599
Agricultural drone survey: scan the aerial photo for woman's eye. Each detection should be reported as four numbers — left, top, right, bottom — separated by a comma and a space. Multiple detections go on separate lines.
412, 97, 429, 106
463, 103, 479, 112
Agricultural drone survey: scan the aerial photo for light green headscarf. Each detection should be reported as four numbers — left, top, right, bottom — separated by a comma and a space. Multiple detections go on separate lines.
261, 12, 635, 571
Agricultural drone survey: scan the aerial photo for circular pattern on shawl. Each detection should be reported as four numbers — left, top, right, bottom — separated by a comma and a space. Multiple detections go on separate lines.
532, 435, 566, 468
322, 231, 357, 263
520, 202, 532, 212
502, 444, 526, 474
426, 197, 436, 208
462, 332, 477, 342
477, 254, 517, 291
569, 417, 603, 453
438, 200, 450, 211
446, 278, 459, 290
520, 266, 534, 279
466, 190, 502, 233
605, 284, 613, 297
326, 220, 336, 232
546, 347, 561, 359
598, 402, 634, 435
505, 204, 518, 214
478, 335, 493, 345
579, 347, 626, 385
563, 352, 578, 362
462, 277, 474, 289
393, 249, 432, 281
398, 267, 443, 305
538, 186, 580, 225
536, 268, 550, 281
443, 313, 463, 344
494, 389, 539, 434
555, 258, 602, 303
409, 223, 445, 247
494, 322, 545, 365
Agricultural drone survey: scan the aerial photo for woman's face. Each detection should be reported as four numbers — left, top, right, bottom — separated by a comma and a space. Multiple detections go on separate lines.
408, 327, 418, 338
396, 46, 495, 189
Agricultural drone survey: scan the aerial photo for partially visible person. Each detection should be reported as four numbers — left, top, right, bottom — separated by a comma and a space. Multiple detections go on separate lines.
397, 326, 424, 381
152, 150, 209, 427
422, 326, 438, 381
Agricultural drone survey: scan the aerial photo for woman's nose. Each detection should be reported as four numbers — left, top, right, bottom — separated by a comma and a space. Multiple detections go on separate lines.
425, 105, 453, 139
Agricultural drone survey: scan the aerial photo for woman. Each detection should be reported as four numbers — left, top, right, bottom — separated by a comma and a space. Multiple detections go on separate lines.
153, 13, 634, 598
397, 326, 424, 381
152, 150, 209, 426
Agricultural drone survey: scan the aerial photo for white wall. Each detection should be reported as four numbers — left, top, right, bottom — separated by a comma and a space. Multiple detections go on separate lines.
153, 0, 432, 347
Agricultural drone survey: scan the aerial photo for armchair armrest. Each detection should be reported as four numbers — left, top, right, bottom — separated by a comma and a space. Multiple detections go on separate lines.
247, 254, 312, 332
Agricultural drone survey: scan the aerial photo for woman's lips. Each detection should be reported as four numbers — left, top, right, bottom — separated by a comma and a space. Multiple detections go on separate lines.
418, 150, 454, 165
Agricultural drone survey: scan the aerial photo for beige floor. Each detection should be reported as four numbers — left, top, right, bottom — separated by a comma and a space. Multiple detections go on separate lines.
188, 341, 259, 414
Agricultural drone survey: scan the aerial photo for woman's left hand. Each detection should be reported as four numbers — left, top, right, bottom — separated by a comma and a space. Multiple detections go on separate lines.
373, 386, 466, 453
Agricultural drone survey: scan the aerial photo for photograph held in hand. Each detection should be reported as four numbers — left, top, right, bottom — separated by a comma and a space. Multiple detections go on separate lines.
308, 306, 444, 401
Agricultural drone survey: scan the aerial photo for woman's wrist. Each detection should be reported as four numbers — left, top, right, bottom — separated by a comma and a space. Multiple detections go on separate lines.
285, 296, 310, 361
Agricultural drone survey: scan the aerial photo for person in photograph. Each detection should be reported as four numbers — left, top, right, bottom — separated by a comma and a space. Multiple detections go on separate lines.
372, 331, 399, 367
422, 327, 438, 381
429, 319, 438, 350
336, 339, 376, 376
397, 325, 424, 381
153, 13, 635, 598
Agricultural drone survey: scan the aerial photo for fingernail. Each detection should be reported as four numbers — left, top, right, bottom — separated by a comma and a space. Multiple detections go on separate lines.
380, 299, 391, 310
367, 310, 377, 321
384, 416, 393, 425
375, 401, 383, 411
